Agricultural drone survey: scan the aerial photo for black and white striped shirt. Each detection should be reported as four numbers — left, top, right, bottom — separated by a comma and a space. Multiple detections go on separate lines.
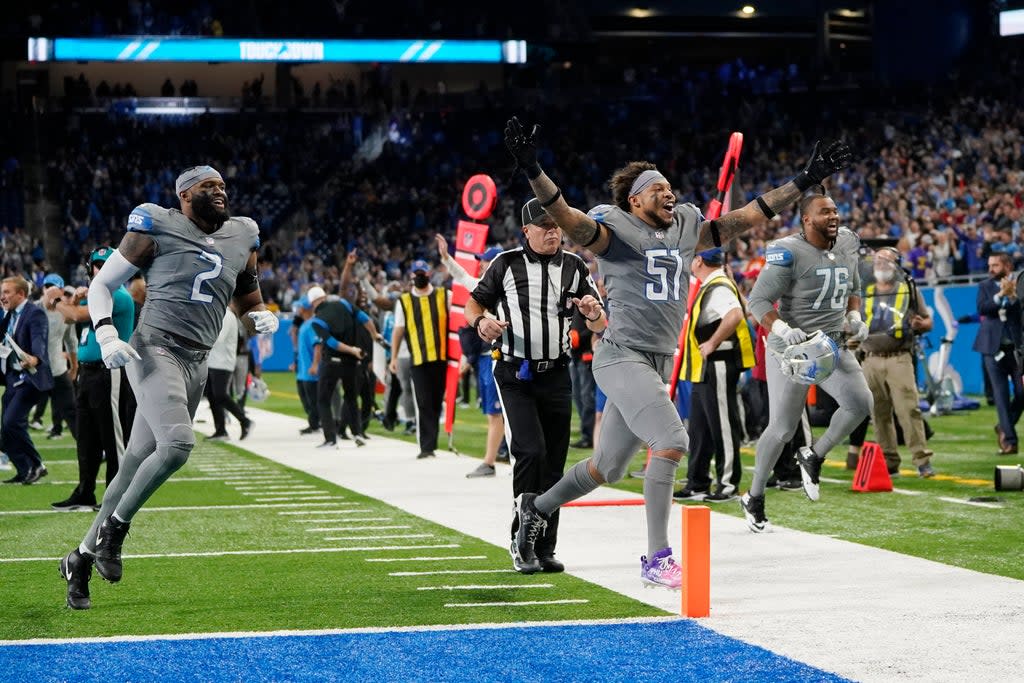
470, 245, 599, 362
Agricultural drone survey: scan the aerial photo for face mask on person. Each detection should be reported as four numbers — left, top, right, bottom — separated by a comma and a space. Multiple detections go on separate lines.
413, 273, 429, 288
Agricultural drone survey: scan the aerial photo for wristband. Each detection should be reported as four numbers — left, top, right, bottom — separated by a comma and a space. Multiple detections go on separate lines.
95, 317, 113, 329
472, 316, 486, 333
524, 163, 542, 180
540, 189, 562, 208
793, 171, 814, 192
756, 196, 776, 219
586, 311, 603, 323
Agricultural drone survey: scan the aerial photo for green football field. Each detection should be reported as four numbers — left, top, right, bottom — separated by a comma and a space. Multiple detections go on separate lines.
1, 370, 1021, 642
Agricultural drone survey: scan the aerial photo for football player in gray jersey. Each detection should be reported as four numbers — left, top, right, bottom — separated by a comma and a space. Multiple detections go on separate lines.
59, 165, 280, 609
503, 117, 852, 588
742, 191, 873, 532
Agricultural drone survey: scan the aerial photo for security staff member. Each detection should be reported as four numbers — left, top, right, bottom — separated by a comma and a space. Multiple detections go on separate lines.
47, 247, 135, 509
466, 198, 605, 574
861, 247, 935, 476
677, 248, 755, 501
389, 259, 451, 459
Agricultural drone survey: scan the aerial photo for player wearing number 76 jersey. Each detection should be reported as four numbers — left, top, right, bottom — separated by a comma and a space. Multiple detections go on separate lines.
59, 165, 280, 610
742, 190, 873, 533
503, 115, 852, 589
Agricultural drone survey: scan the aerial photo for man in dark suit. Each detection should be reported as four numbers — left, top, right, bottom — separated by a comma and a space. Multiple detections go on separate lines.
973, 253, 1023, 455
1, 276, 54, 483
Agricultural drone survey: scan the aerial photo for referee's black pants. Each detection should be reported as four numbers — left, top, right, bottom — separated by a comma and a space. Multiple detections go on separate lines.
74, 363, 133, 498
410, 360, 447, 455
207, 367, 247, 435
686, 357, 744, 496
494, 360, 572, 558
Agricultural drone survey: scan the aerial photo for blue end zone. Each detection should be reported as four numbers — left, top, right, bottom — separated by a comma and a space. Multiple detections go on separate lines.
1, 620, 848, 682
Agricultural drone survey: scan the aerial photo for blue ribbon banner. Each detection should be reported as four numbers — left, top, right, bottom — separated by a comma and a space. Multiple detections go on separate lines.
29, 37, 527, 64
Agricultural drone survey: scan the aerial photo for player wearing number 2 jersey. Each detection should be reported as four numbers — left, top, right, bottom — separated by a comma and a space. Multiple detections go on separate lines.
742, 191, 873, 532
59, 165, 280, 610
503, 116, 852, 588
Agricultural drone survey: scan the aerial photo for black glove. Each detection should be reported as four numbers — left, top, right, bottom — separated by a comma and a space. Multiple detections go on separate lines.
504, 116, 542, 179
794, 139, 853, 191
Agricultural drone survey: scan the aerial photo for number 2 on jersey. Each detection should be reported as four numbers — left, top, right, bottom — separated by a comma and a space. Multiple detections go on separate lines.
811, 266, 849, 310
190, 251, 223, 303
645, 248, 684, 301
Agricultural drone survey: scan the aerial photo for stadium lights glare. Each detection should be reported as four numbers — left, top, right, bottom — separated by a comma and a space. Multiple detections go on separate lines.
628, 7, 653, 18
740, 5, 756, 15
1000, 9, 1024, 37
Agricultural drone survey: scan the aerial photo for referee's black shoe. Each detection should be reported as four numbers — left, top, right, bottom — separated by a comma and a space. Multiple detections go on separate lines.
94, 515, 131, 583
511, 493, 547, 574
59, 549, 93, 610
537, 554, 565, 573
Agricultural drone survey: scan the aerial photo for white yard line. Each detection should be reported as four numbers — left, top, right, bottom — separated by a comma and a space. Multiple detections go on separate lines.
417, 584, 553, 591
365, 555, 487, 563
937, 496, 1004, 509
444, 599, 589, 608
0, 501, 356, 516
306, 525, 409, 532
321, 534, 433, 541
0, 544, 460, 563
390, 569, 516, 576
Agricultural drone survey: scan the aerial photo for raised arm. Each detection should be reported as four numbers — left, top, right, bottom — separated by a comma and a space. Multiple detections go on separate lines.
695, 139, 853, 251
504, 117, 610, 254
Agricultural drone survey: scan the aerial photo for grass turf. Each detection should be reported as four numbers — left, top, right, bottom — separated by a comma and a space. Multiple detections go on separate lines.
257, 371, 1024, 582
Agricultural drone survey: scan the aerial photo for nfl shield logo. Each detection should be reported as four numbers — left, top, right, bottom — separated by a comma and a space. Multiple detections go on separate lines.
655, 231, 665, 239
205, 237, 215, 245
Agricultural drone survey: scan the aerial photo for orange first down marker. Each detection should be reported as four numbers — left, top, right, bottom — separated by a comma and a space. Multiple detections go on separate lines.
682, 505, 710, 617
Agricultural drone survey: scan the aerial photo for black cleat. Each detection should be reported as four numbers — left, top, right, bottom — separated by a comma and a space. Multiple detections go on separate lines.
52, 492, 98, 511
795, 446, 824, 501
93, 515, 131, 582
537, 554, 565, 573
511, 493, 548, 574
740, 492, 771, 533
60, 549, 93, 610
240, 418, 253, 441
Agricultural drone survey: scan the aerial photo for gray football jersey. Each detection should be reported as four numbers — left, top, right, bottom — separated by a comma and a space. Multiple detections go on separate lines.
588, 202, 703, 355
748, 227, 862, 333
126, 203, 260, 348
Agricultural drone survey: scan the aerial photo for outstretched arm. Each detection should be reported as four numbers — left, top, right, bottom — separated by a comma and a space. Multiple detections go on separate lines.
505, 117, 610, 253
696, 139, 853, 251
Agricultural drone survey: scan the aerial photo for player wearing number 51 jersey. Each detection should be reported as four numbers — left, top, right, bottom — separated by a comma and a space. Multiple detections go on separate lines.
59, 165, 280, 610
742, 191, 873, 532
503, 115, 853, 589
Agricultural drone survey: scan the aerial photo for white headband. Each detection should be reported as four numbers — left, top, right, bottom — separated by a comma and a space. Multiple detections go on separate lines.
629, 169, 668, 197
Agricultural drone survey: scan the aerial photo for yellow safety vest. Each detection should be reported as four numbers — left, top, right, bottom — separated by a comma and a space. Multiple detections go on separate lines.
399, 288, 449, 366
681, 276, 755, 382
864, 282, 910, 339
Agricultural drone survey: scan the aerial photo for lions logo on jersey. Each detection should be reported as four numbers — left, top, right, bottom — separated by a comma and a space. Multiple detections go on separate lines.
764, 244, 794, 267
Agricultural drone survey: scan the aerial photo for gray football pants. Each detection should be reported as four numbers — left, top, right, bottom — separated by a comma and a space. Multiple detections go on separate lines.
590, 340, 689, 482
750, 346, 873, 497
81, 327, 208, 552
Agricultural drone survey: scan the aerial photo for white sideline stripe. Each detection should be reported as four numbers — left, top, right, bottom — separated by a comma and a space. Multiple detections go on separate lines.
0, 502, 354, 516
322, 534, 433, 541
366, 555, 487, 563
417, 584, 553, 591
276, 507, 363, 514
0, 544, 460, 563
232, 485, 319, 490
390, 569, 516, 576
240, 491, 325, 496
307, 525, 410, 532
254, 496, 341, 502
938, 496, 1004, 509
45, 477, 220, 485
296, 517, 389, 523
444, 599, 589, 608
0, 616, 682, 646
819, 476, 845, 484
892, 488, 925, 496
223, 479, 297, 484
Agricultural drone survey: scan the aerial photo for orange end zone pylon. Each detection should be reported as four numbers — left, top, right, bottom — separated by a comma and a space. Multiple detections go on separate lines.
682, 505, 710, 618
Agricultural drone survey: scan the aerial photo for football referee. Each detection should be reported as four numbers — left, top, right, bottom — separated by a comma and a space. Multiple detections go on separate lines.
465, 198, 606, 574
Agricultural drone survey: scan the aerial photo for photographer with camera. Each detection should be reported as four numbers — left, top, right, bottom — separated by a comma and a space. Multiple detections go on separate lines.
859, 247, 936, 477
465, 198, 605, 574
